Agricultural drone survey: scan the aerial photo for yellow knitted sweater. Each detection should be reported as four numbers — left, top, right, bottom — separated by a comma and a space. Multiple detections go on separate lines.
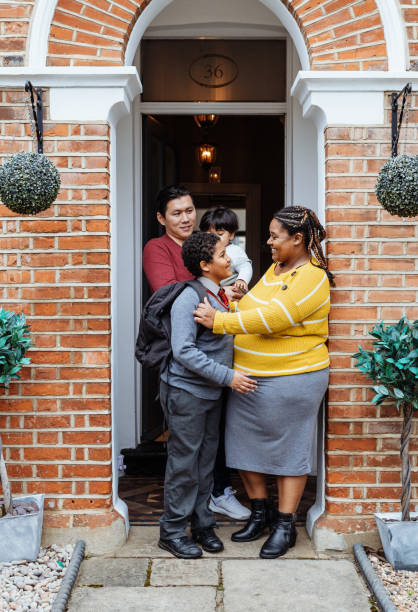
213, 260, 330, 376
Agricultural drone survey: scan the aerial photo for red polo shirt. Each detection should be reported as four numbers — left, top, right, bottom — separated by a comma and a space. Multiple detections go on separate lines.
143, 233, 194, 293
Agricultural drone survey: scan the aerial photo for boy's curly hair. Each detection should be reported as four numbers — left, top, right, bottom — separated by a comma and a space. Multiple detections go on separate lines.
182, 232, 220, 278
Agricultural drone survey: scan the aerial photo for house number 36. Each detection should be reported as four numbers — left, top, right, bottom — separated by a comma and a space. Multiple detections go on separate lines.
189, 54, 239, 88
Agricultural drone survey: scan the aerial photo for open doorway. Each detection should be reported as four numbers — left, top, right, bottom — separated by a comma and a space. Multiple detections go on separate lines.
141, 113, 284, 441
119, 112, 317, 526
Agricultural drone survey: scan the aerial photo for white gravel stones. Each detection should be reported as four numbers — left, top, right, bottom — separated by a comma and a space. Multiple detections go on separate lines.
0, 544, 74, 612
367, 551, 418, 611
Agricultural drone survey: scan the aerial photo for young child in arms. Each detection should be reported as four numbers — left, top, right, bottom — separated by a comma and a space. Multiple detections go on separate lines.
199, 207, 253, 294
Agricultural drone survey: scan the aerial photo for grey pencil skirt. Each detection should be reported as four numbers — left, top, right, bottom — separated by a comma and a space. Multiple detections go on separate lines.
225, 368, 329, 476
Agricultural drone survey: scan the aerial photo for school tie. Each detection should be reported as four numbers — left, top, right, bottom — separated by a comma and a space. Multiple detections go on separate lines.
218, 288, 229, 309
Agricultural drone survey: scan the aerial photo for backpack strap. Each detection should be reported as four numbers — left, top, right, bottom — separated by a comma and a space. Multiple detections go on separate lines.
186, 279, 209, 303
186, 279, 210, 338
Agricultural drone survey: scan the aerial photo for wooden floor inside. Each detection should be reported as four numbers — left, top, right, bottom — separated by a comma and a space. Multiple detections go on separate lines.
119, 473, 316, 526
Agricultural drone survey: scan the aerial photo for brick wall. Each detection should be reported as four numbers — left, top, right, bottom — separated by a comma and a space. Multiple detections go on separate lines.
0, 1, 33, 67
0, 89, 115, 529
2, 1, 416, 70
322, 93, 418, 533
45, 0, 388, 68
399, 0, 418, 68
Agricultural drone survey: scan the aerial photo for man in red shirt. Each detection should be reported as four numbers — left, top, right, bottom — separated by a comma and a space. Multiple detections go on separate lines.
142, 185, 250, 522
143, 185, 196, 292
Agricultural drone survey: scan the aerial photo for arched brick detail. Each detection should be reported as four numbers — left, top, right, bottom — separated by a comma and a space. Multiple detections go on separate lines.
46, 0, 388, 69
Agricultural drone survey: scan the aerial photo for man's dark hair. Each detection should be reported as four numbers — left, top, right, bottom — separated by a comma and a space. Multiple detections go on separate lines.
182, 232, 220, 278
199, 206, 239, 234
156, 185, 192, 217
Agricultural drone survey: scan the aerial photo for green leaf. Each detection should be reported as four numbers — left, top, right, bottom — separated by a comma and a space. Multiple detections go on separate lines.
374, 385, 389, 395
393, 388, 404, 399
371, 394, 385, 405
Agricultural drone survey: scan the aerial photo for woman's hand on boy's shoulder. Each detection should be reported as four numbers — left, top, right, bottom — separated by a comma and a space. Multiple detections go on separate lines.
194, 297, 216, 328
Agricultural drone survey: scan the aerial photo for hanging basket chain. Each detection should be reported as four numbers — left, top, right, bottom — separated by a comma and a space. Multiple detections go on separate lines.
24, 93, 38, 154
5, 90, 37, 157
391, 82, 412, 157
24, 81, 43, 154
400, 403, 413, 521
401, 89, 411, 156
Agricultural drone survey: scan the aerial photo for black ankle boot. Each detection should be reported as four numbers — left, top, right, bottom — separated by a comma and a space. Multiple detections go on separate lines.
266, 498, 277, 531
231, 498, 269, 542
259, 511, 297, 558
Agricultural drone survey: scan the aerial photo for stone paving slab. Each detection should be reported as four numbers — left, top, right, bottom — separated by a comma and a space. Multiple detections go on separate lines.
111, 525, 316, 559
68, 586, 217, 611
222, 559, 370, 612
151, 558, 219, 586
76, 557, 148, 587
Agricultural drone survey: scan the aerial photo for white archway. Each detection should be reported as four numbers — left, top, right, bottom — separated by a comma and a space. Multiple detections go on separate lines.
124, 0, 310, 68
27, 0, 408, 71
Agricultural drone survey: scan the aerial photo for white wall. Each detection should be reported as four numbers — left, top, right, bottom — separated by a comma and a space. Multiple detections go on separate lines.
150, 0, 282, 28
289, 48, 318, 213
113, 112, 138, 451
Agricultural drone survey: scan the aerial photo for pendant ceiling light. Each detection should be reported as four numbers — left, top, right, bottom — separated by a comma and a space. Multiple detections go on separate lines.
193, 114, 219, 129
197, 143, 217, 168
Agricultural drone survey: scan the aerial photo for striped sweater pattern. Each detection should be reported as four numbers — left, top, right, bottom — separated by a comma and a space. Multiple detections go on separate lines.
213, 260, 330, 376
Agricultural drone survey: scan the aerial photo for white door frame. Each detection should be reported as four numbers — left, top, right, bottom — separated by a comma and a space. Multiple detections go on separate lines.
134, 101, 289, 445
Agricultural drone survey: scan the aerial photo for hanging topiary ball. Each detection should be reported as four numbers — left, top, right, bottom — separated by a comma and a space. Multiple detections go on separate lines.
375, 154, 418, 218
0, 151, 60, 215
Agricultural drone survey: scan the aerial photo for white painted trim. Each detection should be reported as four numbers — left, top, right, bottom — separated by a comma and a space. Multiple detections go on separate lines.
25, 0, 411, 72
27, 0, 57, 68
292, 71, 418, 127
139, 102, 287, 115
284, 37, 293, 207
143, 22, 287, 38
133, 96, 143, 445
125, 0, 310, 68
0, 67, 142, 97
375, 0, 408, 71
0, 67, 142, 122
259, 0, 310, 70
292, 71, 418, 93
125, 0, 174, 66
306, 399, 326, 537
109, 108, 131, 536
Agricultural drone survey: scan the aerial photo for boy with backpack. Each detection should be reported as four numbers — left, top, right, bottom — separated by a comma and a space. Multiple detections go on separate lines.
158, 232, 257, 559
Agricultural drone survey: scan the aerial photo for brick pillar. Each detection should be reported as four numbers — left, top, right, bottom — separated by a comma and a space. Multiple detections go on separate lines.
314, 93, 418, 549
0, 88, 125, 551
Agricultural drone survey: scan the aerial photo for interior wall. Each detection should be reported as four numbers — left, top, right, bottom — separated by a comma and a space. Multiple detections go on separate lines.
151, 114, 285, 272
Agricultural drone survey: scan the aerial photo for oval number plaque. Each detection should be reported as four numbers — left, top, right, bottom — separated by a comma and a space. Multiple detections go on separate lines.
189, 54, 238, 88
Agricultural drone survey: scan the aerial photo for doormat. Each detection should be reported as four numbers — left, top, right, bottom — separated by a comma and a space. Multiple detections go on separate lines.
119, 474, 316, 526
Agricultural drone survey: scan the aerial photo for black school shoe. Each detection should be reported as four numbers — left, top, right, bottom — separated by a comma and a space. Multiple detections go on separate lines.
158, 536, 202, 559
259, 511, 297, 559
192, 527, 224, 553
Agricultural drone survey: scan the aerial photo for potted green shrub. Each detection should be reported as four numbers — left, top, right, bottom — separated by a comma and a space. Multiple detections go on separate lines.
353, 318, 418, 570
0, 151, 60, 215
375, 154, 418, 218
0, 308, 45, 562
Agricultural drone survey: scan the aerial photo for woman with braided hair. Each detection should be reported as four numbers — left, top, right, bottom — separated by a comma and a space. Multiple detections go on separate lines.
194, 206, 333, 559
